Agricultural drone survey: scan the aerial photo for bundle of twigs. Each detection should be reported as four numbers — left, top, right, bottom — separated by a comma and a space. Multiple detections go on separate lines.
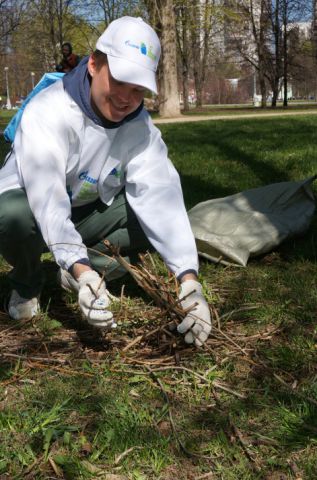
103, 240, 207, 331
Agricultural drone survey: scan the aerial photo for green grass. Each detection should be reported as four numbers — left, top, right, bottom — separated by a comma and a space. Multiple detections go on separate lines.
0, 113, 317, 478
0, 109, 15, 130
160, 116, 317, 208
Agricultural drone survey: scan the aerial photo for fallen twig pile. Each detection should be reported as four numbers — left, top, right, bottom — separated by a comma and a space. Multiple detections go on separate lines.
103, 240, 197, 327
0, 245, 279, 368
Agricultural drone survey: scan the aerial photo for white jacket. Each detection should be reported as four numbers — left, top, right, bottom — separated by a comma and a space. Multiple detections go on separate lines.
0, 80, 198, 277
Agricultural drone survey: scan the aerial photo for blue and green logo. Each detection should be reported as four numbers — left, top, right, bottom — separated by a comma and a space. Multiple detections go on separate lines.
125, 40, 157, 61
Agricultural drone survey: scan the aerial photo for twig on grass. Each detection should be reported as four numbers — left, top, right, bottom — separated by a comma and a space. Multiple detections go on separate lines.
213, 325, 249, 355
48, 456, 63, 477
23, 454, 44, 478
237, 355, 317, 407
144, 364, 216, 462
0, 367, 32, 387
229, 420, 262, 473
211, 388, 262, 474
114, 446, 143, 465
113, 364, 246, 399
122, 334, 144, 352
195, 473, 214, 480
218, 305, 260, 322
0, 352, 69, 365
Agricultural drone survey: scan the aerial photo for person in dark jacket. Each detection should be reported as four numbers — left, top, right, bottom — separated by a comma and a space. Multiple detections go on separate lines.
56, 42, 80, 73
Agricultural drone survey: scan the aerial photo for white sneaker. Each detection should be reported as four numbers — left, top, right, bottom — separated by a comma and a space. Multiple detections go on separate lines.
8, 290, 40, 320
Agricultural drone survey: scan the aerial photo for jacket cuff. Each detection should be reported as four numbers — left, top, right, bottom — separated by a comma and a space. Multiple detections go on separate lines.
177, 269, 198, 281
68, 258, 91, 274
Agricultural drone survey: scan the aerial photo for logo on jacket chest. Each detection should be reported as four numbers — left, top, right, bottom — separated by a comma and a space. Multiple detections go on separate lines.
76, 170, 99, 201
78, 170, 97, 184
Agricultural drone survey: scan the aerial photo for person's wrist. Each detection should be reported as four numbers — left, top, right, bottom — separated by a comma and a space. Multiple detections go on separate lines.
179, 272, 198, 283
72, 263, 93, 281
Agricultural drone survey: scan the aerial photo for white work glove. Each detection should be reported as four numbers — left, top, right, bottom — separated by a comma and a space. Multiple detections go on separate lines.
177, 279, 211, 347
77, 271, 116, 329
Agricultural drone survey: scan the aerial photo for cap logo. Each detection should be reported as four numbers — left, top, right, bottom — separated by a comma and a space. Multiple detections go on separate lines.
125, 39, 157, 62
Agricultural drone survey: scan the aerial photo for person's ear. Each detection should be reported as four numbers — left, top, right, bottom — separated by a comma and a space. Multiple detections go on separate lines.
88, 55, 97, 77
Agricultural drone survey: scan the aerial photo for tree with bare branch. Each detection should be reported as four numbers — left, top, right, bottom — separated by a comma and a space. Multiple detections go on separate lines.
85, 0, 141, 30
0, 0, 27, 50
28, 0, 81, 65
226, 0, 309, 107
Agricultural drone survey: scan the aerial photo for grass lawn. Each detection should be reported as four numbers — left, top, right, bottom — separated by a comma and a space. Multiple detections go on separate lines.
0, 109, 16, 129
0, 112, 317, 479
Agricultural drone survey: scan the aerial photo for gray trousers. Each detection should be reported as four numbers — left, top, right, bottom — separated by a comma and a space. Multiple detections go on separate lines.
0, 188, 151, 298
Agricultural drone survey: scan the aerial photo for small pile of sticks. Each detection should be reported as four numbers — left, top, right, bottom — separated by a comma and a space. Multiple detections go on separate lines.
103, 240, 202, 330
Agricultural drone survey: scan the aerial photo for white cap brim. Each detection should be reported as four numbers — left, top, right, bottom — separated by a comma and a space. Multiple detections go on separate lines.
107, 55, 158, 95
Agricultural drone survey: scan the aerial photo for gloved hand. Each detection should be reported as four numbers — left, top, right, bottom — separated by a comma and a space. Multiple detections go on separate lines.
77, 270, 116, 329
177, 279, 211, 347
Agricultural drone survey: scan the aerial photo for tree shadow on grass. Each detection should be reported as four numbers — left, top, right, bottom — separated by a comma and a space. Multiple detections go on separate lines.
165, 117, 317, 208
184, 393, 317, 472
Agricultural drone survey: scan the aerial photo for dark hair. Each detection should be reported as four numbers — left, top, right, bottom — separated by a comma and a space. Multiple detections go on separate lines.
92, 50, 108, 70
62, 42, 72, 53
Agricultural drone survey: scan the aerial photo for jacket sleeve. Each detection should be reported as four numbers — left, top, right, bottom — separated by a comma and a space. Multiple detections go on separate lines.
14, 86, 88, 270
124, 119, 199, 278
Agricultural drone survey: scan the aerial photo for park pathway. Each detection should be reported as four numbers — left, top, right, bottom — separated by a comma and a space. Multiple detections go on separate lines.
153, 108, 317, 124
2, 107, 317, 137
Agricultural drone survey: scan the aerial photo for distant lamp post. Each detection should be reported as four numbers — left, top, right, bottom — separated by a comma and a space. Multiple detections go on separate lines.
4, 67, 12, 110
31, 71, 35, 89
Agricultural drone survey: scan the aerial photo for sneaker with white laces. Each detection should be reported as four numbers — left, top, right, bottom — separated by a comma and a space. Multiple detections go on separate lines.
8, 290, 40, 321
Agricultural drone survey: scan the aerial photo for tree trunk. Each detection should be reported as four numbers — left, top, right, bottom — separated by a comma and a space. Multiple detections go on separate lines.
176, 3, 190, 112
271, 80, 279, 107
282, 2, 288, 107
259, 74, 267, 108
159, 0, 180, 117
182, 67, 190, 112
48, 1, 58, 64
313, 0, 317, 59
271, 0, 281, 108
258, 0, 267, 108
191, 0, 202, 107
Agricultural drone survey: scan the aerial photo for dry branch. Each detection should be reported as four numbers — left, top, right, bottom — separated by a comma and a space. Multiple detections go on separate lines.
103, 240, 216, 353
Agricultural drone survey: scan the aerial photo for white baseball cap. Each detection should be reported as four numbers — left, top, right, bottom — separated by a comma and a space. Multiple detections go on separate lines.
96, 16, 161, 94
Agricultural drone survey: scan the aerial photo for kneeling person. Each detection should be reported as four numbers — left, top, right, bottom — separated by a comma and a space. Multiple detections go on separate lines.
0, 17, 211, 347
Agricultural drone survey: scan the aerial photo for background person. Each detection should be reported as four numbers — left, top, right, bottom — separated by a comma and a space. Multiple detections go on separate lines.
56, 42, 80, 73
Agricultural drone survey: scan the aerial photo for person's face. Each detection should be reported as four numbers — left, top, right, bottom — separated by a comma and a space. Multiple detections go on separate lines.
88, 55, 145, 122
62, 45, 71, 57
